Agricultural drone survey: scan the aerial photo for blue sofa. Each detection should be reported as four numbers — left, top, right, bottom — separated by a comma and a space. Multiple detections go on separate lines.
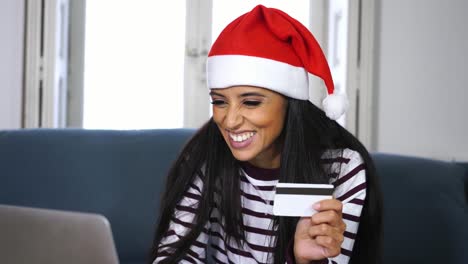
0, 129, 467, 264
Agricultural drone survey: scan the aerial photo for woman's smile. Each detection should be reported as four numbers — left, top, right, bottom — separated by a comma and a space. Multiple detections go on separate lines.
227, 131, 257, 149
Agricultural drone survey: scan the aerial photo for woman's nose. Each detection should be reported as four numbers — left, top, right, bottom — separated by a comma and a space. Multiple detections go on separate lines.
224, 106, 243, 130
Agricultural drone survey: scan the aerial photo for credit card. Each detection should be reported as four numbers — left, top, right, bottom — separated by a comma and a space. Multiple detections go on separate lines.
273, 183, 334, 217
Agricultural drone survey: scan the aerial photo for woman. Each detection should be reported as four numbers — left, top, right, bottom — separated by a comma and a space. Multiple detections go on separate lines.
150, 5, 382, 264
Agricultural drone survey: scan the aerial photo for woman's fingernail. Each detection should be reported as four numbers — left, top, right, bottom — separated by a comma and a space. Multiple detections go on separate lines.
313, 203, 320, 210
323, 247, 329, 257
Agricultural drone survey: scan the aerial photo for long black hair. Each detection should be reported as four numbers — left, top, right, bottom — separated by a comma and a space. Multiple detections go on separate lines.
149, 98, 383, 264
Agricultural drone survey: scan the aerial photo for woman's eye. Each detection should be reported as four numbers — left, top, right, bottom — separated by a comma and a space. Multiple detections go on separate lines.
244, 101, 261, 106
211, 100, 226, 105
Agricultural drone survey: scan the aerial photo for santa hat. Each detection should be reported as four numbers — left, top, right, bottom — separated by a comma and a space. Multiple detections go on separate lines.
206, 5, 348, 120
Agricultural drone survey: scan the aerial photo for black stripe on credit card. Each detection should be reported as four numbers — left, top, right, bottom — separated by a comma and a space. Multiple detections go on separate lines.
276, 187, 334, 196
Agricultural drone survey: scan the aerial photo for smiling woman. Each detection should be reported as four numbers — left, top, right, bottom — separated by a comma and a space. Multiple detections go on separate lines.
150, 5, 382, 264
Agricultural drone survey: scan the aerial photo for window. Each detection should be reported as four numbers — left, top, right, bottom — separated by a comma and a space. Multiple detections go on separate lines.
83, 1, 186, 129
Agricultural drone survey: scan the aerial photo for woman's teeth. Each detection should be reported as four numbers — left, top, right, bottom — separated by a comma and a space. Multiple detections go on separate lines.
229, 132, 255, 142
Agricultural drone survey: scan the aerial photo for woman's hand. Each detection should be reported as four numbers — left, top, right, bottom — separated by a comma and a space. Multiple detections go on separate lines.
294, 199, 346, 264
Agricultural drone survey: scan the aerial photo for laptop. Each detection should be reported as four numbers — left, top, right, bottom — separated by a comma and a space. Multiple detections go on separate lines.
0, 204, 119, 264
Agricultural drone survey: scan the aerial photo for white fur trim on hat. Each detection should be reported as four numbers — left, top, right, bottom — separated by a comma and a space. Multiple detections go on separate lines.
207, 55, 310, 100
322, 93, 349, 120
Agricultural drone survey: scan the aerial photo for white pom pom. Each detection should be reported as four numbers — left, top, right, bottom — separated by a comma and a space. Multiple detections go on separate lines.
322, 93, 349, 120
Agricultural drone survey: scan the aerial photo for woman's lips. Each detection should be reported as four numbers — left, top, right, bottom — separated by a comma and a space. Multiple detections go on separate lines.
228, 132, 256, 149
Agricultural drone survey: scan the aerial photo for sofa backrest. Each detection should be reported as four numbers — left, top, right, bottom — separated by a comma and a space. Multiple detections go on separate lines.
372, 153, 468, 264
0, 129, 195, 264
458, 162, 468, 202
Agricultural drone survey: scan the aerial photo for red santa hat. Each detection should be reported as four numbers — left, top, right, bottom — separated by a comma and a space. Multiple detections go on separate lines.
206, 5, 348, 120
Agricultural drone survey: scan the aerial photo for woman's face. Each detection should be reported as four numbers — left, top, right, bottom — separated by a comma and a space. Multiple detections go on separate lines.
210, 86, 287, 169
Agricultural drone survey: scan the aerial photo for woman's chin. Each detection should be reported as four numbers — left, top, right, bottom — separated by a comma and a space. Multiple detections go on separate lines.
230, 149, 257, 162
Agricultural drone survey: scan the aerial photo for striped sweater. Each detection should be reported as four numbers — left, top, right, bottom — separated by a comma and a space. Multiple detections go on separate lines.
155, 148, 366, 264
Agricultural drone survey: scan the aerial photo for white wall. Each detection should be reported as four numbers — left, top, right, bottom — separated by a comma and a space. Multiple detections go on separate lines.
375, 0, 468, 161
0, 0, 25, 129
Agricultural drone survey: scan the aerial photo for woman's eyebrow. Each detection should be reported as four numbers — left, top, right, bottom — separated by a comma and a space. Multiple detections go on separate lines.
209, 91, 225, 97
240, 92, 266, 97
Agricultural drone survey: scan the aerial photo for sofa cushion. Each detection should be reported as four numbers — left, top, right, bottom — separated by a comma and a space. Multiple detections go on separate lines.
0, 129, 195, 264
372, 153, 468, 264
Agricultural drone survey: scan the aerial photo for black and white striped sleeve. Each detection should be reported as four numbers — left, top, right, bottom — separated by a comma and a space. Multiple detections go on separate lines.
286, 149, 367, 264
327, 149, 367, 264
154, 176, 210, 264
